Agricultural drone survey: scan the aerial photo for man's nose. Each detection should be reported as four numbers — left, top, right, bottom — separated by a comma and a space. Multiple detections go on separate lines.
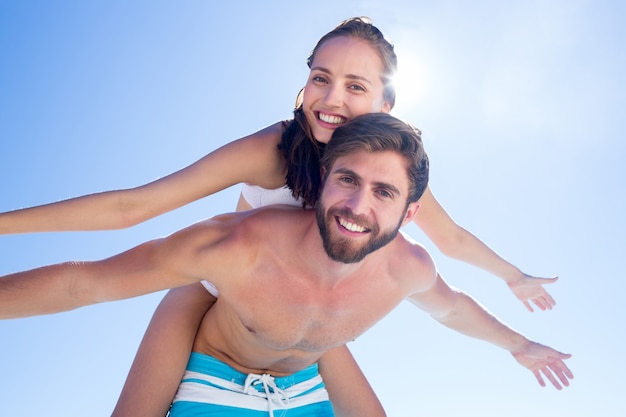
345, 188, 370, 215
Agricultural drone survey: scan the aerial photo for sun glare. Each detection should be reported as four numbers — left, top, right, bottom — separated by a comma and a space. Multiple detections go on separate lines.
392, 44, 432, 114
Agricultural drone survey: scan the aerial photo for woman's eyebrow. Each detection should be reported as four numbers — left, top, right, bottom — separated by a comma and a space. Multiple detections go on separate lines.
310, 66, 373, 86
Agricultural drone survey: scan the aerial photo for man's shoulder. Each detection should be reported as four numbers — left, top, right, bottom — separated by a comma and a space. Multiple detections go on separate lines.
161, 207, 306, 270
395, 231, 433, 261
194, 206, 312, 273
386, 231, 437, 289
206, 205, 311, 240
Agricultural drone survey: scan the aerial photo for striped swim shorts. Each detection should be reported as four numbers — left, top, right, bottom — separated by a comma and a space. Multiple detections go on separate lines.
169, 352, 335, 416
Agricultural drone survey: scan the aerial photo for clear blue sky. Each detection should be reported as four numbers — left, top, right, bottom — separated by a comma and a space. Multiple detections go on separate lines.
1, 1, 624, 416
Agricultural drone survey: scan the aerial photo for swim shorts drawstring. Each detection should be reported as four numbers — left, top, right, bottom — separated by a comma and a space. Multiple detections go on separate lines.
244, 373, 289, 417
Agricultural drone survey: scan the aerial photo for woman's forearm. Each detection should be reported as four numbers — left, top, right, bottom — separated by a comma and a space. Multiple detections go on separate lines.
0, 189, 147, 234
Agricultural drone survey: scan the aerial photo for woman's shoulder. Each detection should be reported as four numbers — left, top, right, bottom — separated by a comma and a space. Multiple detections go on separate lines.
217, 121, 288, 189
244, 121, 286, 145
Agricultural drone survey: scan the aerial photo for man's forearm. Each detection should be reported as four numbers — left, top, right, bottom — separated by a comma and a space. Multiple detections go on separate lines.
0, 262, 91, 319
0, 238, 197, 320
433, 289, 529, 353
412, 281, 573, 390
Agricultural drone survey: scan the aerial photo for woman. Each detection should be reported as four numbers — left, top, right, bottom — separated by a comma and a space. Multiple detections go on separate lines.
0, 18, 556, 416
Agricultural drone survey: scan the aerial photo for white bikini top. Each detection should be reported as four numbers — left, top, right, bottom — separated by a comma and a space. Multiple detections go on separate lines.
201, 184, 302, 297
240, 183, 302, 208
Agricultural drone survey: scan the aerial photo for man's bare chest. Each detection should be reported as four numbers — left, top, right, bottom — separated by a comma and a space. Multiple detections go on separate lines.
224, 269, 407, 352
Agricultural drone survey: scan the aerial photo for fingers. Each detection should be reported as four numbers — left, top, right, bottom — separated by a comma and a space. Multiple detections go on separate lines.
531, 295, 555, 311
529, 287, 557, 311
540, 366, 563, 390
533, 369, 546, 387
551, 361, 573, 388
534, 354, 573, 390
530, 297, 548, 311
543, 359, 574, 390
531, 299, 545, 311
553, 355, 574, 378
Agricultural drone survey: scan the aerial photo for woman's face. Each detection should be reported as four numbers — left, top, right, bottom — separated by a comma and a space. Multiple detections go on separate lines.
302, 36, 392, 144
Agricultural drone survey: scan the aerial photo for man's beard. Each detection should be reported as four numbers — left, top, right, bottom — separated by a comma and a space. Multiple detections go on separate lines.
315, 202, 404, 264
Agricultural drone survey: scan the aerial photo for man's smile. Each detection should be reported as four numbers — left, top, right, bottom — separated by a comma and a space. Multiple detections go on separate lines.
336, 216, 370, 233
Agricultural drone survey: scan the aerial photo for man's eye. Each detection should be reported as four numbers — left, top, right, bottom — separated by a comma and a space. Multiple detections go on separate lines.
377, 190, 392, 198
340, 177, 355, 184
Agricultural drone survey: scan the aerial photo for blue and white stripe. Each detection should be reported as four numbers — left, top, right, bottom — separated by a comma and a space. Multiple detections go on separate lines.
170, 352, 335, 417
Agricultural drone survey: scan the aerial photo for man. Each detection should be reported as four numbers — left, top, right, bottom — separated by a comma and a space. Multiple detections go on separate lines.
0, 113, 573, 416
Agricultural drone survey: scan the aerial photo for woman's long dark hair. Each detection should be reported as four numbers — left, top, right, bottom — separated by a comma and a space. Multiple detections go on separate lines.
278, 108, 325, 208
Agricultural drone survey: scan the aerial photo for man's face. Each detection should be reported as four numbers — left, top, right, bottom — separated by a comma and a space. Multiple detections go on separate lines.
316, 150, 418, 263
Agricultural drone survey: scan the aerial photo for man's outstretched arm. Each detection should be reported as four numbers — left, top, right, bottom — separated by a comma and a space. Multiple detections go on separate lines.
0, 239, 175, 319
0, 214, 240, 320
409, 273, 573, 389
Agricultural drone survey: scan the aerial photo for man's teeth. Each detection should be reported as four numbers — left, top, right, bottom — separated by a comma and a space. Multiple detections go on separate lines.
319, 113, 345, 125
339, 218, 366, 233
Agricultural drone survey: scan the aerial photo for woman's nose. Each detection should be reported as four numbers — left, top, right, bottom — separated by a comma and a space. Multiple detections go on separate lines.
322, 84, 344, 108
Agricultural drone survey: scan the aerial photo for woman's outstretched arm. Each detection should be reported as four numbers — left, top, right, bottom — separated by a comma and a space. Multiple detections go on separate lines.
0, 123, 285, 235
111, 283, 215, 417
415, 186, 557, 312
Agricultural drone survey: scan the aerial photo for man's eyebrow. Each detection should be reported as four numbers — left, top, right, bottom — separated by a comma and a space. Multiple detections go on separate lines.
310, 66, 374, 85
333, 167, 402, 196
333, 167, 361, 179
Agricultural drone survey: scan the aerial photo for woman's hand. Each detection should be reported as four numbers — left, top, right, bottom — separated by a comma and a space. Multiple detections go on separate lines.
508, 274, 558, 312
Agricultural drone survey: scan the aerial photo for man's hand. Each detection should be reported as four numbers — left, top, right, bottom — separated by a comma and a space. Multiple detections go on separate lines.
512, 341, 573, 389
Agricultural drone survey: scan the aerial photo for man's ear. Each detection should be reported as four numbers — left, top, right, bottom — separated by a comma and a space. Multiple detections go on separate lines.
400, 201, 420, 226
320, 166, 327, 184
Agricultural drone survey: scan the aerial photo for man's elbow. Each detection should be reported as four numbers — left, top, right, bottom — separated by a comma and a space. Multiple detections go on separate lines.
1, 263, 97, 318
64, 261, 103, 307
429, 288, 463, 324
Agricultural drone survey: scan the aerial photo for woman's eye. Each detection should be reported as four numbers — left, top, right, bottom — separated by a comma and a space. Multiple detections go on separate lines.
348, 84, 366, 92
313, 76, 328, 84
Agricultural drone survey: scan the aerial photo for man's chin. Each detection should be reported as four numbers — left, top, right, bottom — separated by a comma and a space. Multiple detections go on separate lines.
324, 244, 369, 264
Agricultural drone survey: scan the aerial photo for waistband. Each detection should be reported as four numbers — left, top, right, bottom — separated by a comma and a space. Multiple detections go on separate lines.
186, 352, 321, 391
